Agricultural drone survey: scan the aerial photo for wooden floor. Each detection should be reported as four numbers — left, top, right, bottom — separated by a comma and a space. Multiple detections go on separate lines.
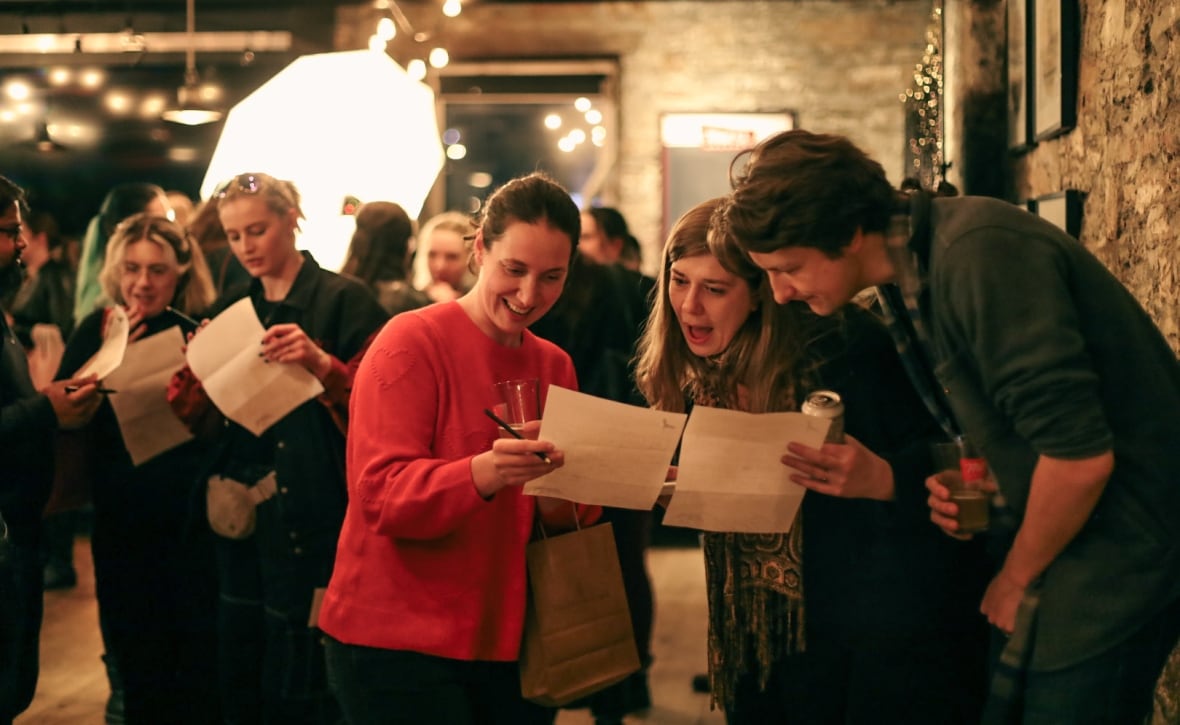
17, 538, 725, 725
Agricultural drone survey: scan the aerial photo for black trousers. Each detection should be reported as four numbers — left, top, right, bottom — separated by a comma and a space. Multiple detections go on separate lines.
324, 636, 555, 725
0, 536, 42, 723
91, 510, 220, 725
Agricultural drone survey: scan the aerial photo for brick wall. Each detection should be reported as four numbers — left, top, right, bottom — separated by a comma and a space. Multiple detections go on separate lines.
1014, 1, 1180, 352
336, 1, 931, 275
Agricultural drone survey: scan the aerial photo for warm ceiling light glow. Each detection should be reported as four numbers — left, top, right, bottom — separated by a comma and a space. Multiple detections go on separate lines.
199, 84, 222, 102
168, 147, 200, 163
557, 136, 576, 153
35, 36, 54, 53
376, 17, 396, 40
574, 97, 591, 112
48, 68, 72, 86
407, 59, 427, 81
442, 0, 462, 17
79, 69, 105, 89
569, 128, 586, 144
585, 109, 602, 124
468, 171, 492, 188
0, 110, 16, 123
4, 80, 32, 101
105, 91, 132, 114
544, 113, 562, 130
140, 95, 168, 117
368, 34, 386, 52
445, 143, 467, 160
592, 125, 607, 146
429, 47, 449, 69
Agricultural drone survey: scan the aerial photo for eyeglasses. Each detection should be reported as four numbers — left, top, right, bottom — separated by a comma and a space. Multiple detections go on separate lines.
214, 173, 262, 199
0, 224, 22, 241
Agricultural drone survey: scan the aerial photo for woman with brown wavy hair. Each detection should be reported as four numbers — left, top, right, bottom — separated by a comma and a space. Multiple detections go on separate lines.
635, 198, 989, 724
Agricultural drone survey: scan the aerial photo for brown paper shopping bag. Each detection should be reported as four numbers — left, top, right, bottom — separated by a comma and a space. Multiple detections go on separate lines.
519, 522, 641, 706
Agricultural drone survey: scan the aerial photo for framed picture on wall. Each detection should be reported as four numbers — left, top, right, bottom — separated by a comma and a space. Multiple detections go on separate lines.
1031, 190, 1083, 237
1008, 0, 1032, 151
1032, 0, 1079, 141
659, 112, 795, 241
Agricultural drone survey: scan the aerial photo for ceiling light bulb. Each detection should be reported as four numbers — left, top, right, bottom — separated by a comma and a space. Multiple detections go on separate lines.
442, 0, 462, 18
574, 97, 591, 112
544, 113, 562, 130
376, 17, 396, 41
407, 59, 427, 81
368, 34, 386, 52
429, 47, 449, 69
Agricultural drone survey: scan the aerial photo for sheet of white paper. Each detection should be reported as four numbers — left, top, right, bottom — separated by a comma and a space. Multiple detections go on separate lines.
76, 306, 129, 380
27, 323, 64, 391
184, 298, 325, 436
525, 385, 687, 509
104, 326, 194, 466
663, 406, 831, 533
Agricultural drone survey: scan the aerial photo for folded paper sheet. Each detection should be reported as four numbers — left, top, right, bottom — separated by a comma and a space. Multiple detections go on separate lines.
184, 298, 324, 436
525, 385, 686, 509
663, 406, 831, 533
105, 326, 193, 465
76, 306, 129, 380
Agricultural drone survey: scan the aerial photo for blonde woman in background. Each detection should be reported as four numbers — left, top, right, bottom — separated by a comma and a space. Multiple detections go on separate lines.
412, 210, 476, 303
168, 172, 387, 724
56, 213, 219, 724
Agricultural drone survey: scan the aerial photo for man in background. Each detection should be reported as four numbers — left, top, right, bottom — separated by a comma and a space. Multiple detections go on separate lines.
0, 174, 101, 722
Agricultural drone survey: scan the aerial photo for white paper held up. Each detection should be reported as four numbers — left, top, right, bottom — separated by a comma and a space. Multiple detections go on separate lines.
104, 326, 194, 465
76, 306, 130, 380
663, 406, 831, 533
525, 385, 686, 509
184, 298, 325, 436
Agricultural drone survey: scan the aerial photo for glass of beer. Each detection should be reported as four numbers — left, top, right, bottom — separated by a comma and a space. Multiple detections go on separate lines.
929, 437, 990, 534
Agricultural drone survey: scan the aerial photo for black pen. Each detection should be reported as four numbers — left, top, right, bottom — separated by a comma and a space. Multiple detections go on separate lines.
483, 408, 553, 464
65, 385, 117, 394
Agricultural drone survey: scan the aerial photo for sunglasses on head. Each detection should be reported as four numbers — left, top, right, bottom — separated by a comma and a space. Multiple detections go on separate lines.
214, 173, 263, 199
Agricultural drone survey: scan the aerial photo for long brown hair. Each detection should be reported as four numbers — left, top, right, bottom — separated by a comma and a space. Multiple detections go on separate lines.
635, 197, 830, 414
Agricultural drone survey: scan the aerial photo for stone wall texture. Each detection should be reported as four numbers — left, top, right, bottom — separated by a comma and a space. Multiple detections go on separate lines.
336, 1, 931, 276
1014, 1, 1180, 353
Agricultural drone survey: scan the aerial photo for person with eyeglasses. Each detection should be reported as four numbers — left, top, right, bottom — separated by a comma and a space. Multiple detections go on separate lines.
73, 182, 172, 323
1, 174, 102, 723
54, 212, 220, 724
168, 172, 387, 724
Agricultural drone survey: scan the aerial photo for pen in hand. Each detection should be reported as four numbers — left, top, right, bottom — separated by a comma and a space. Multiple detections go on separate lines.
483, 408, 553, 464
65, 385, 117, 394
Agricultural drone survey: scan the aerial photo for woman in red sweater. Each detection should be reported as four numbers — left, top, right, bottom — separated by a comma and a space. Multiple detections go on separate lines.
319, 173, 599, 725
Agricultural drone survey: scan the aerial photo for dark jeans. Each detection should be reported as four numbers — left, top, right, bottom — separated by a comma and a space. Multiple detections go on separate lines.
725, 626, 989, 725
1019, 595, 1180, 724
323, 636, 555, 725
216, 533, 338, 725
91, 511, 220, 725
0, 538, 42, 723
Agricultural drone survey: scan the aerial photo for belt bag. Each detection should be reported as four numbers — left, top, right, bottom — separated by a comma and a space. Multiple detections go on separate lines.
206, 472, 278, 540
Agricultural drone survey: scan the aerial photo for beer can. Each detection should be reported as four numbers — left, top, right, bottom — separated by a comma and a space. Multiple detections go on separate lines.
802, 389, 844, 443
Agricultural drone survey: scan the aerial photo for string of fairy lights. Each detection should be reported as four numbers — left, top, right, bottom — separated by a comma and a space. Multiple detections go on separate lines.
900, 1, 945, 190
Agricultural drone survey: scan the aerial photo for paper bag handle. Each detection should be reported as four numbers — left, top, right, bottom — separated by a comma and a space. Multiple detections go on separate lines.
534, 500, 581, 540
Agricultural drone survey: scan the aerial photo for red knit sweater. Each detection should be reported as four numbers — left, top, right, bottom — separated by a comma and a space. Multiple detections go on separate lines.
318, 301, 598, 661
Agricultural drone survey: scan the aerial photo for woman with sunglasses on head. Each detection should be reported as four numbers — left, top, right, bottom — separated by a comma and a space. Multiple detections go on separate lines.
318, 173, 599, 725
168, 172, 387, 724
634, 198, 989, 724
55, 213, 220, 724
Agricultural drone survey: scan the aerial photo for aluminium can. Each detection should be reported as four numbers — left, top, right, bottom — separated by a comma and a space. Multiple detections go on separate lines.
801, 389, 845, 443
